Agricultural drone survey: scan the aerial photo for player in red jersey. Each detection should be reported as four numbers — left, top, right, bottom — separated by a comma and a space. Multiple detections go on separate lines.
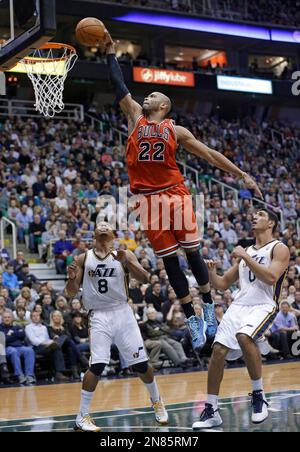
104, 34, 263, 350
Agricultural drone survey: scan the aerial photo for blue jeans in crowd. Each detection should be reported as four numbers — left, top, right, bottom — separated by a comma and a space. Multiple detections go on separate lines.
17, 226, 26, 243
55, 259, 67, 274
77, 343, 90, 354
6, 346, 35, 377
34, 344, 66, 373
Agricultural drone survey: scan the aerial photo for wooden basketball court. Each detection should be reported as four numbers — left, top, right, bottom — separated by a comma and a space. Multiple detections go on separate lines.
1, 362, 300, 432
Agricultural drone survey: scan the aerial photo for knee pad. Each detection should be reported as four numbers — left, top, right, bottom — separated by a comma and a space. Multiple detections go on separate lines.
163, 255, 190, 299
131, 361, 148, 374
89, 363, 106, 377
186, 251, 209, 286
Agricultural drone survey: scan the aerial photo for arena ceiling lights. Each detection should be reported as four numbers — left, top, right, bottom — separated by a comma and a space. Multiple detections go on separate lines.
113, 12, 300, 44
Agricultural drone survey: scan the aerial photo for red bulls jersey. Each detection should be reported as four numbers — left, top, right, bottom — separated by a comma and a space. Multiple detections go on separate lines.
126, 115, 184, 194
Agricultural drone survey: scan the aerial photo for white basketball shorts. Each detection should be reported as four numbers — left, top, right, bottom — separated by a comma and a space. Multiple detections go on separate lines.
214, 303, 277, 361
89, 304, 148, 366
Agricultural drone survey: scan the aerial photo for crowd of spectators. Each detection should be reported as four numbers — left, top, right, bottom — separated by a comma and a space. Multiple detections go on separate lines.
110, 0, 300, 28
0, 109, 299, 384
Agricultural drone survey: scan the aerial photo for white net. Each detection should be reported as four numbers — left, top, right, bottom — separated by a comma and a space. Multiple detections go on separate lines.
21, 44, 78, 118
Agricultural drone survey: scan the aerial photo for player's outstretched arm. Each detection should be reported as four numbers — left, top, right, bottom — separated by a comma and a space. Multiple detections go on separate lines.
105, 34, 142, 129
176, 125, 263, 199
206, 260, 239, 290
232, 244, 290, 285
64, 254, 85, 298
116, 250, 150, 284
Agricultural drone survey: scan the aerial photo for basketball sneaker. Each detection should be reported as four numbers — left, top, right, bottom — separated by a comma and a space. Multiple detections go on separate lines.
152, 398, 169, 425
75, 414, 101, 432
250, 390, 269, 424
186, 315, 207, 351
202, 303, 218, 338
192, 403, 223, 429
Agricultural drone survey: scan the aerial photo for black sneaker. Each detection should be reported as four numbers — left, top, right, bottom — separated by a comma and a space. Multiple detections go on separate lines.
250, 390, 269, 424
192, 403, 223, 429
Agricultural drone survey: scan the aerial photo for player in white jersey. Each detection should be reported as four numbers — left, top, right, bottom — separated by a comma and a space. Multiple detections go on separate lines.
193, 209, 290, 429
65, 222, 168, 432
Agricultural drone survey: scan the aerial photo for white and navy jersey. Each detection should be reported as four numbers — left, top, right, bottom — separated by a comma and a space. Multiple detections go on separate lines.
234, 240, 287, 307
82, 250, 129, 312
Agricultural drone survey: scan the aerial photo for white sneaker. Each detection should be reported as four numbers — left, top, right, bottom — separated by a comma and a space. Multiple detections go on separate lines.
192, 404, 223, 429
152, 398, 169, 425
250, 391, 269, 424
75, 413, 101, 432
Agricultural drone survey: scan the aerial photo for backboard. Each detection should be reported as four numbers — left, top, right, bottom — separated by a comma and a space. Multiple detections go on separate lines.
0, 0, 56, 71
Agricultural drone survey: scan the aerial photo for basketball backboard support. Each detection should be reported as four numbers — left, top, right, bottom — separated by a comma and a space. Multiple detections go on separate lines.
0, 72, 6, 95
0, 0, 56, 71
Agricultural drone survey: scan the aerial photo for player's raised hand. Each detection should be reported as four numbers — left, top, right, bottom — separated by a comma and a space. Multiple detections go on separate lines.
67, 256, 78, 280
242, 173, 263, 199
103, 29, 115, 54
205, 260, 218, 272
232, 246, 247, 259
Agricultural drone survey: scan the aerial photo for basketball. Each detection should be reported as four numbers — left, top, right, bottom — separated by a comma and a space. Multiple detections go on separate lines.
75, 17, 107, 47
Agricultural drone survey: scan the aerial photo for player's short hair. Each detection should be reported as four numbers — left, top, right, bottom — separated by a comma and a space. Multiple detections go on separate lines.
260, 209, 279, 233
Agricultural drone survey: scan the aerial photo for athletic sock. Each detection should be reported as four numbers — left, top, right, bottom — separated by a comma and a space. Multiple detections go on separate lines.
181, 302, 195, 318
202, 291, 213, 304
145, 379, 160, 403
252, 378, 263, 392
207, 394, 219, 411
252, 378, 266, 400
78, 389, 94, 417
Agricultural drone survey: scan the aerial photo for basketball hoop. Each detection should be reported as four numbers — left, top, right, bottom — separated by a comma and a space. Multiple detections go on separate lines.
20, 43, 77, 118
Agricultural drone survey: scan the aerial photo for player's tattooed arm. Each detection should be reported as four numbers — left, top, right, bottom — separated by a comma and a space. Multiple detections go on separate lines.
105, 33, 142, 130
65, 254, 85, 298
206, 260, 239, 290
176, 126, 263, 199
232, 243, 290, 285
116, 250, 150, 284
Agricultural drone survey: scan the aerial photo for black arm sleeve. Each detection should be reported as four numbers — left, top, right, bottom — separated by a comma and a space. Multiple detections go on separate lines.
107, 54, 130, 103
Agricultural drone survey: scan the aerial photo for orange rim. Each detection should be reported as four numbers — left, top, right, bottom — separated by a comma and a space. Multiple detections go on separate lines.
22, 42, 77, 64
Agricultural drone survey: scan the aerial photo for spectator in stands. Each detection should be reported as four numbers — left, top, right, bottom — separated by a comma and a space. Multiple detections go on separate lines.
55, 296, 70, 318
13, 299, 31, 321
166, 301, 190, 349
9, 251, 27, 276
268, 301, 299, 359
145, 282, 165, 312
40, 294, 54, 325
64, 298, 87, 327
220, 220, 238, 248
53, 230, 74, 274
144, 307, 191, 368
48, 311, 89, 380
17, 264, 39, 288
13, 306, 30, 327
18, 286, 36, 311
0, 310, 36, 385
292, 291, 300, 326
128, 278, 145, 313
25, 311, 68, 381
69, 312, 90, 355
119, 231, 138, 252
0, 331, 11, 384
2, 265, 20, 296
41, 224, 59, 262
29, 214, 45, 253
0, 288, 14, 310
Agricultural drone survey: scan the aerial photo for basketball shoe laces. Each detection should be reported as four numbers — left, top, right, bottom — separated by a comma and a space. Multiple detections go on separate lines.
249, 391, 269, 413
204, 304, 215, 328
188, 316, 201, 341
153, 400, 165, 418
